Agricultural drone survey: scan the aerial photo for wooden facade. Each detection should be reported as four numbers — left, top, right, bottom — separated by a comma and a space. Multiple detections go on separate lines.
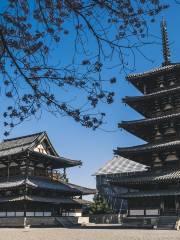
0, 132, 95, 218
110, 20, 180, 216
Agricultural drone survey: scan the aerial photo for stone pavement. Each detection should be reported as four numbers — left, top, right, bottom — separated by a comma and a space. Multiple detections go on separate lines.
0, 228, 179, 240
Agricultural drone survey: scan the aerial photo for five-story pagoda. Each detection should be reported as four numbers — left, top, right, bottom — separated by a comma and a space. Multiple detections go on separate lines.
110, 20, 180, 217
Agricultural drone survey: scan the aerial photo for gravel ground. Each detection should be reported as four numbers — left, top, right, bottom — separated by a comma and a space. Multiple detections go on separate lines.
0, 228, 179, 240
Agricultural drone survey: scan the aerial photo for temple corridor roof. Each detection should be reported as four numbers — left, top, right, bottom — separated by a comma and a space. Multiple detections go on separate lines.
94, 156, 147, 176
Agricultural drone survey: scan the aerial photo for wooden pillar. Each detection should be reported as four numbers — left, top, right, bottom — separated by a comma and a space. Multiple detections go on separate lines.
160, 198, 164, 215
7, 156, 11, 181
63, 168, 67, 179
175, 196, 179, 214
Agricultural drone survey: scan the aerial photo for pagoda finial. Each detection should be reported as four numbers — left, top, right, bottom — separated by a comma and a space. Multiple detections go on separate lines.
161, 18, 171, 66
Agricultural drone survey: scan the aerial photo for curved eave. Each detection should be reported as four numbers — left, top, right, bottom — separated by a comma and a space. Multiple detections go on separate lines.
124, 85, 180, 106
119, 112, 180, 128
114, 140, 180, 157
126, 63, 180, 92
119, 190, 180, 198
67, 183, 97, 195
119, 112, 180, 142
119, 123, 150, 142
123, 98, 148, 117
28, 150, 82, 169
108, 170, 180, 186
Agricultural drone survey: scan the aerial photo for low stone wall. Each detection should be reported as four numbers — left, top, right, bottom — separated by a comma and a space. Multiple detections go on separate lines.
0, 216, 79, 227
0, 217, 24, 227
89, 214, 123, 224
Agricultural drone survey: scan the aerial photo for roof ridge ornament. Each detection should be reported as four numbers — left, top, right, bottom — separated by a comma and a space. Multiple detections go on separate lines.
161, 18, 171, 66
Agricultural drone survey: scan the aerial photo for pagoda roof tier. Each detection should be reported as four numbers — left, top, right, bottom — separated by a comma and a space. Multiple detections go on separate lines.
0, 176, 96, 195
119, 112, 180, 142
115, 140, 180, 156
126, 63, 180, 93
114, 140, 180, 163
0, 132, 82, 168
120, 189, 180, 198
123, 85, 180, 117
108, 169, 180, 186
0, 195, 92, 205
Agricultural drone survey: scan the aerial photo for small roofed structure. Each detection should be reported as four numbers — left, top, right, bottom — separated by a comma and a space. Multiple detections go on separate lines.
94, 156, 147, 213
0, 131, 96, 220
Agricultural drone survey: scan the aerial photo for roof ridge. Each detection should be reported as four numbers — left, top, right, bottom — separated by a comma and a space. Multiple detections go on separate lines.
3, 131, 45, 142
126, 63, 180, 80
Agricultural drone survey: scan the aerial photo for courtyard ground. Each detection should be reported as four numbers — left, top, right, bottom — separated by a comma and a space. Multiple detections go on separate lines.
0, 228, 179, 240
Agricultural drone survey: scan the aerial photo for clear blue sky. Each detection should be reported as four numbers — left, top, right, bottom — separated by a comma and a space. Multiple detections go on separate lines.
0, 2, 180, 195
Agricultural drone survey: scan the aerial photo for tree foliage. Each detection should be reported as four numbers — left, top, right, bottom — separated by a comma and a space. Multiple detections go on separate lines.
90, 194, 112, 214
0, 0, 169, 135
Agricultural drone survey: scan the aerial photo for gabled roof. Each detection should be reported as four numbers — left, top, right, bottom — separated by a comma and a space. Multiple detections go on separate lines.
0, 131, 58, 157
94, 156, 147, 176
0, 132, 44, 157
0, 132, 82, 168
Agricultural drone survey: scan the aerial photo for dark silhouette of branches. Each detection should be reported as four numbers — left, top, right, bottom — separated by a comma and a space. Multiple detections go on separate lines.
0, 0, 169, 136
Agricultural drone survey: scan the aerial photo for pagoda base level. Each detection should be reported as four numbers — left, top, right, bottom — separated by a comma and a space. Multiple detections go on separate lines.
0, 216, 80, 228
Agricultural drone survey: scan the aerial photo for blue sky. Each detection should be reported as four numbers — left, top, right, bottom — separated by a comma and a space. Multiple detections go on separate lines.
0, 2, 180, 196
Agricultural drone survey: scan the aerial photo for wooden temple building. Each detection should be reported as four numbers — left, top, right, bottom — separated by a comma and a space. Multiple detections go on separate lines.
0, 131, 95, 222
109, 20, 180, 217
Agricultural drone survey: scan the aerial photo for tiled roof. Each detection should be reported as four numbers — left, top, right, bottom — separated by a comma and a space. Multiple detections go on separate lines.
124, 85, 180, 103
126, 63, 180, 81
0, 195, 92, 205
115, 140, 180, 155
0, 132, 81, 168
109, 169, 180, 185
119, 112, 180, 128
0, 132, 44, 157
28, 150, 82, 168
0, 176, 95, 195
94, 156, 147, 176
120, 189, 180, 198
